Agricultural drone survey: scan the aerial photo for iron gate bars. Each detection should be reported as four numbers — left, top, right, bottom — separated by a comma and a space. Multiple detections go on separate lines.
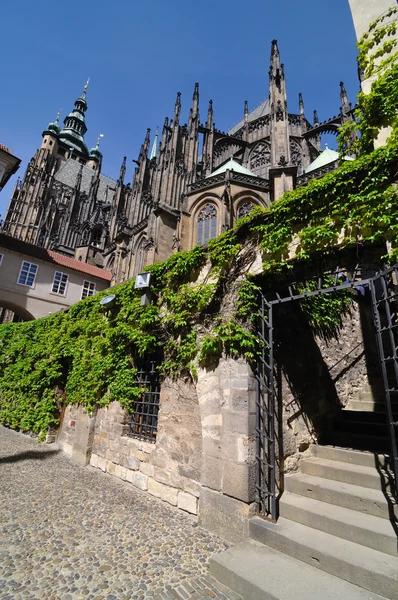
255, 293, 275, 518
369, 265, 398, 494
255, 264, 398, 520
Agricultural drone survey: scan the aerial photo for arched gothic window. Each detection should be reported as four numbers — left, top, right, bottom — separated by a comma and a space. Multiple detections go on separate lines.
134, 239, 146, 276
197, 204, 217, 245
237, 201, 254, 219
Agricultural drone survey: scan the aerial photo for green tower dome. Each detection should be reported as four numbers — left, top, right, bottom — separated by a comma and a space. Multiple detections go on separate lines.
47, 112, 61, 135
89, 135, 103, 162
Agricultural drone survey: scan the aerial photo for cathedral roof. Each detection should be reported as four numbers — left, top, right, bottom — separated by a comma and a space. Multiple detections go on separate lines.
206, 157, 256, 178
304, 145, 354, 174
55, 159, 116, 200
228, 98, 270, 135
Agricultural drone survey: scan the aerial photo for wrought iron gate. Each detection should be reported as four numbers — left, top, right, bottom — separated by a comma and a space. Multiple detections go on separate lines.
255, 264, 398, 520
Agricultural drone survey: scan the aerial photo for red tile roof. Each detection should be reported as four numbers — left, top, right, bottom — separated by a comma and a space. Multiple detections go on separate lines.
0, 143, 11, 154
48, 250, 112, 281
0, 233, 112, 281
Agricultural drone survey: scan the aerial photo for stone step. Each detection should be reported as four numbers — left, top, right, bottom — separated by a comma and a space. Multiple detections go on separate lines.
210, 539, 387, 600
285, 472, 398, 520
249, 517, 398, 599
348, 401, 391, 412
300, 457, 394, 492
323, 430, 391, 454
341, 410, 397, 423
279, 491, 398, 556
311, 444, 393, 469
337, 418, 389, 438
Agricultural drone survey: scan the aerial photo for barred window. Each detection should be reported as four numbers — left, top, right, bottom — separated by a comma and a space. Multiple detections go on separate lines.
197, 203, 217, 245
18, 261, 38, 287
0, 253, 3, 267
81, 280, 96, 299
126, 358, 160, 442
51, 271, 68, 295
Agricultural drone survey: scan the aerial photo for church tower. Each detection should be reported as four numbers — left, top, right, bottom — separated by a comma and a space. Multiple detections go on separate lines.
3, 82, 118, 263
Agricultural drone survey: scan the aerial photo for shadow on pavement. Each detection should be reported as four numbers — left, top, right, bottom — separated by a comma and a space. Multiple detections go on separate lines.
0, 449, 60, 463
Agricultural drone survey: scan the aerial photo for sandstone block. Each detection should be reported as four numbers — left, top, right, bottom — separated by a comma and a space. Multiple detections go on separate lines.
114, 464, 123, 479
161, 485, 178, 506
125, 456, 140, 471
223, 411, 255, 436
140, 462, 155, 477
126, 470, 148, 491
155, 467, 170, 485
130, 447, 146, 461
222, 461, 256, 503
201, 454, 222, 491
148, 477, 163, 498
106, 461, 115, 475
90, 453, 98, 468
199, 487, 256, 543
183, 479, 201, 498
177, 492, 198, 515
97, 456, 106, 472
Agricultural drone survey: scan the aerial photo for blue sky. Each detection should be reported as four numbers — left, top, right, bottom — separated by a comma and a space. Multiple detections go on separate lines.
0, 0, 358, 217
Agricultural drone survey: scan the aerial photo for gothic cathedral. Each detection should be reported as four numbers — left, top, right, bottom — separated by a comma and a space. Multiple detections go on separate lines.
2, 41, 354, 285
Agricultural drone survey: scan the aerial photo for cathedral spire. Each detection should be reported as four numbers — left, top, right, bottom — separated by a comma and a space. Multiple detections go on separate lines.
174, 92, 181, 121
206, 100, 213, 129
192, 83, 199, 118
59, 81, 90, 156
269, 40, 290, 168
299, 93, 305, 116
269, 40, 284, 89
118, 156, 127, 185
150, 127, 159, 160
340, 81, 350, 114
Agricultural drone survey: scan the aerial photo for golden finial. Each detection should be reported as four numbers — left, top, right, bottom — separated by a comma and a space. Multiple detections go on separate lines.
84, 77, 90, 91
97, 133, 104, 147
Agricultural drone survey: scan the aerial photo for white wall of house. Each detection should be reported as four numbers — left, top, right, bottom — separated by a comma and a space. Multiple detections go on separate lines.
0, 247, 110, 320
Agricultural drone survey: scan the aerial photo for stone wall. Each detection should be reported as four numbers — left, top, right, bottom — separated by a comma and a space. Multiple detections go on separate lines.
196, 357, 257, 542
90, 377, 202, 516
55, 300, 380, 542
276, 298, 379, 472
55, 357, 258, 542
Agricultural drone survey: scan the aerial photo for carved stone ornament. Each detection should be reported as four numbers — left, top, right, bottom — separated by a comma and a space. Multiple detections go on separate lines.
290, 139, 302, 167
248, 115, 270, 133
143, 236, 156, 251
278, 155, 288, 167
249, 142, 271, 170
275, 100, 284, 122
237, 201, 254, 219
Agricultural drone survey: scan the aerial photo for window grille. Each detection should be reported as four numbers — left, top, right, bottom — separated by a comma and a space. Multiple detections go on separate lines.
81, 280, 96, 299
126, 358, 161, 442
52, 271, 68, 295
18, 261, 38, 287
197, 204, 217, 245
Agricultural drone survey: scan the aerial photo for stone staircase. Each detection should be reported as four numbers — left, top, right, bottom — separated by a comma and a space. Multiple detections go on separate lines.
210, 445, 398, 600
330, 382, 398, 454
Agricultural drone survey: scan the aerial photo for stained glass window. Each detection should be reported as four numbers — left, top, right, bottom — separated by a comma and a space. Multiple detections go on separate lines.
197, 204, 217, 245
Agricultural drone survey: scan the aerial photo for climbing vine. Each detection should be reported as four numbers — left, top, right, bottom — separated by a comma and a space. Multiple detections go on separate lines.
1, 12, 398, 438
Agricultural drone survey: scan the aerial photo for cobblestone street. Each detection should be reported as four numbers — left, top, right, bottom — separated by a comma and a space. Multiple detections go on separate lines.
0, 426, 241, 600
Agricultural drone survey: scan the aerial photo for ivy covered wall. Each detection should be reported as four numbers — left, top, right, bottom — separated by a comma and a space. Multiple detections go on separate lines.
1, 8, 398, 440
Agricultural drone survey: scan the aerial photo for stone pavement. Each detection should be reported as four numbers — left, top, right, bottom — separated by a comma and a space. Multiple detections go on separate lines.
0, 426, 243, 600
